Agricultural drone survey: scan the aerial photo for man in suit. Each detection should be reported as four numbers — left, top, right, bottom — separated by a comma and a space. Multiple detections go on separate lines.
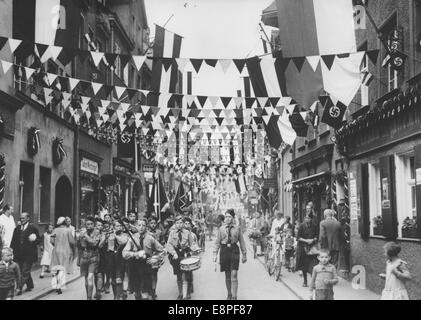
319, 209, 342, 268
10, 212, 40, 295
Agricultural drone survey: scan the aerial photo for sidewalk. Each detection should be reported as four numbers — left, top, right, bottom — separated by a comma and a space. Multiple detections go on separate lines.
245, 237, 380, 300
14, 262, 81, 300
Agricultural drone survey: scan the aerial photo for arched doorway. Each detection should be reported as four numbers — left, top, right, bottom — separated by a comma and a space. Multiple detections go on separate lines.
55, 175, 72, 223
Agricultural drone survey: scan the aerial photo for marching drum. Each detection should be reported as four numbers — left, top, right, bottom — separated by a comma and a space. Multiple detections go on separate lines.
147, 255, 165, 270
180, 256, 201, 272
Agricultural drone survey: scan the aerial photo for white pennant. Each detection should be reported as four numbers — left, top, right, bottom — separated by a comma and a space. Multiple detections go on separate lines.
306, 55, 320, 72
120, 102, 130, 113
218, 59, 232, 73
24, 67, 35, 79
44, 88, 53, 105
91, 51, 104, 67
300, 112, 308, 121
69, 78, 80, 91
80, 96, 91, 112
132, 55, 146, 71
101, 100, 111, 109
8, 39, 22, 53
257, 97, 268, 107
61, 92, 72, 109
116, 110, 126, 122
47, 73, 58, 86
115, 86, 126, 100
73, 113, 80, 124
96, 119, 103, 128
119, 122, 126, 132
92, 82, 103, 95
101, 114, 109, 123
286, 104, 296, 114
141, 105, 150, 115
97, 106, 107, 116
1, 60, 13, 74
176, 58, 188, 72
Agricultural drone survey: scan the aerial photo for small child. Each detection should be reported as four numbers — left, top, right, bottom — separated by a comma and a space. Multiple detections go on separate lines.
51, 265, 66, 295
309, 250, 338, 300
380, 242, 411, 300
0, 248, 21, 300
283, 229, 295, 272
40, 224, 54, 278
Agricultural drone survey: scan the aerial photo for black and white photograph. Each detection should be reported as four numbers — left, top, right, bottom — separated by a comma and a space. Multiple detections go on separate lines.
0, 0, 420, 306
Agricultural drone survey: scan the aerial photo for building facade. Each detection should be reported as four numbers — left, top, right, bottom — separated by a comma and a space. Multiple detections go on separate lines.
337, 0, 421, 299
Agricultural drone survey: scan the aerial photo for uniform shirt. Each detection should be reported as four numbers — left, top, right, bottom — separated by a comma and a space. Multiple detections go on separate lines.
214, 224, 247, 257
122, 232, 164, 259
310, 263, 338, 290
78, 229, 101, 256
165, 228, 198, 257
0, 260, 21, 288
148, 228, 162, 242
0, 214, 16, 248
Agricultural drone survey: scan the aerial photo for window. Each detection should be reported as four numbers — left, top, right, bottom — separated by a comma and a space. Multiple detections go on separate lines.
380, 14, 399, 93
368, 162, 382, 236
395, 154, 418, 238
20, 161, 35, 217
39, 167, 51, 223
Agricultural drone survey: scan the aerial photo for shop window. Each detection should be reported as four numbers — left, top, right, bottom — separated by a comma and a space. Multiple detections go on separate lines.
368, 162, 382, 236
395, 153, 419, 239
379, 13, 399, 94
39, 167, 51, 223
19, 161, 35, 217
80, 175, 99, 217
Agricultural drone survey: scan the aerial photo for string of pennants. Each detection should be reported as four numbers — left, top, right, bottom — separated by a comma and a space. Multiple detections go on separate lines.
0, 35, 382, 85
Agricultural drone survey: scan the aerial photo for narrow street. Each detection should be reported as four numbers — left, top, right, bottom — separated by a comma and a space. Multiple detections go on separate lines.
40, 237, 299, 300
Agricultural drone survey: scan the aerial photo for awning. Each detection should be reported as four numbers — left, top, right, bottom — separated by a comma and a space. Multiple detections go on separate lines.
291, 171, 330, 184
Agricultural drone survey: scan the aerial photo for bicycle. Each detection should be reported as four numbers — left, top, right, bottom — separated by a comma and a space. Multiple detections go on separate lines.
273, 241, 283, 282
265, 236, 275, 276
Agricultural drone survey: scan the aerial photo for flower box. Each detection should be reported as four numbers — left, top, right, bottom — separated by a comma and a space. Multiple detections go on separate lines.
402, 228, 419, 239
373, 226, 383, 236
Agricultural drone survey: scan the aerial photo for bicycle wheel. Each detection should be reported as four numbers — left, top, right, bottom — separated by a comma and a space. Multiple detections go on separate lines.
275, 252, 283, 281
267, 258, 275, 276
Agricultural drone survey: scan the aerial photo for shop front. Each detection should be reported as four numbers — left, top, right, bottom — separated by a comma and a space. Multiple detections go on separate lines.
113, 158, 135, 215
79, 154, 101, 217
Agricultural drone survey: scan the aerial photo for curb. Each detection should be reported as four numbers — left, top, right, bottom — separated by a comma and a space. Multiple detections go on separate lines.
24, 275, 82, 301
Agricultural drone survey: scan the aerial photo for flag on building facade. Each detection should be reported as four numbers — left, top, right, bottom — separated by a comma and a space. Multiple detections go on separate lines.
234, 174, 248, 195
151, 24, 182, 102
321, 95, 347, 129
117, 130, 136, 159
274, 0, 362, 109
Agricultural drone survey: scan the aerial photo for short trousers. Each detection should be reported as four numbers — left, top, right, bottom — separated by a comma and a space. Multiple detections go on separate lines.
80, 255, 99, 277
0, 286, 15, 300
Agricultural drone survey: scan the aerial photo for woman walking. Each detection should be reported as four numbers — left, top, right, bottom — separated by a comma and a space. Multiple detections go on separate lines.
39, 224, 54, 278
296, 213, 319, 287
213, 209, 247, 300
50, 217, 75, 293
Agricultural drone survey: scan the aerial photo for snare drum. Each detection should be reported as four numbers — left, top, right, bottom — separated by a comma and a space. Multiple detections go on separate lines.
147, 255, 165, 270
180, 256, 201, 272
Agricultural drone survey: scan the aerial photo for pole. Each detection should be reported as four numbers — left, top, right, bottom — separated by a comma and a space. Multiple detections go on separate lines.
363, 6, 392, 55
259, 22, 273, 53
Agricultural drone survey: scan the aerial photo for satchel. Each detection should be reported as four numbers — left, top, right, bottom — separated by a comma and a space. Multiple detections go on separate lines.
304, 242, 320, 255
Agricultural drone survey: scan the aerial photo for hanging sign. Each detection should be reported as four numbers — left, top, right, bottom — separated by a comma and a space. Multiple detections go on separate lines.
81, 158, 99, 175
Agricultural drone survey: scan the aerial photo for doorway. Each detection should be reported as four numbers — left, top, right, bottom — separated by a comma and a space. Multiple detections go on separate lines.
55, 175, 72, 223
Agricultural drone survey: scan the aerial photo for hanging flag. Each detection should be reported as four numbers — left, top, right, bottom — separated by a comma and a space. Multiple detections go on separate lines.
361, 71, 374, 87
274, 0, 359, 109
13, 1, 80, 55
147, 170, 170, 221
321, 96, 347, 129
117, 129, 136, 158
234, 174, 248, 195
264, 112, 297, 148
151, 25, 183, 100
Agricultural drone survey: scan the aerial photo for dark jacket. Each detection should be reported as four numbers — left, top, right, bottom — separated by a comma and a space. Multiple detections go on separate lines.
0, 261, 21, 288
10, 223, 40, 263
319, 218, 342, 251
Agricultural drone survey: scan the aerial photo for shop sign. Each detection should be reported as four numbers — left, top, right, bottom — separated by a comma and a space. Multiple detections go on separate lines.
263, 178, 278, 188
143, 164, 155, 173
114, 164, 131, 176
81, 158, 99, 175
381, 178, 390, 209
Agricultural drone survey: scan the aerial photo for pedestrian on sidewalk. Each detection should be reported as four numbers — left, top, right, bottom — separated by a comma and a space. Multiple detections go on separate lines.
214, 209, 247, 300
319, 209, 342, 269
296, 213, 318, 287
40, 224, 54, 278
0, 247, 21, 300
0, 204, 16, 249
51, 218, 75, 273
309, 250, 338, 300
10, 212, 40, 295
380, 242, 411, 300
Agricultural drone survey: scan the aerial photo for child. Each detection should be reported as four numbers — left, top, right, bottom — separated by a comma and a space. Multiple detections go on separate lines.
283, 229, 295, 272
309, 250, 338, 300
380, 242, 411, 300
0, 248, 21, 300
51, 265, 66, 294
40, 224, 54, 278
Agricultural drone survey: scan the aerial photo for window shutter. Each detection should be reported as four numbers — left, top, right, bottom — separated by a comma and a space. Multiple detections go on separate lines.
415, 145, 421, 238
379, 156, 398, 239
358, 163, 370, 239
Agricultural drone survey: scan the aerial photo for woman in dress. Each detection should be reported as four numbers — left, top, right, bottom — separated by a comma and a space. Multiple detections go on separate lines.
213, 209, 247, 300
40, 224, 54, 278
295, 213, 319, 287
50, 217, 76, 288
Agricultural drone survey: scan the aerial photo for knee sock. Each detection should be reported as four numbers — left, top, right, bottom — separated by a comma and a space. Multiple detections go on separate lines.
231, 280, 238, 298
303, 272, 308, 285
183, 281, 189, 298
116, 283, 123, 300
177, 281, 183, 296
111, 283, 117, 299
87, 283, 94, 300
